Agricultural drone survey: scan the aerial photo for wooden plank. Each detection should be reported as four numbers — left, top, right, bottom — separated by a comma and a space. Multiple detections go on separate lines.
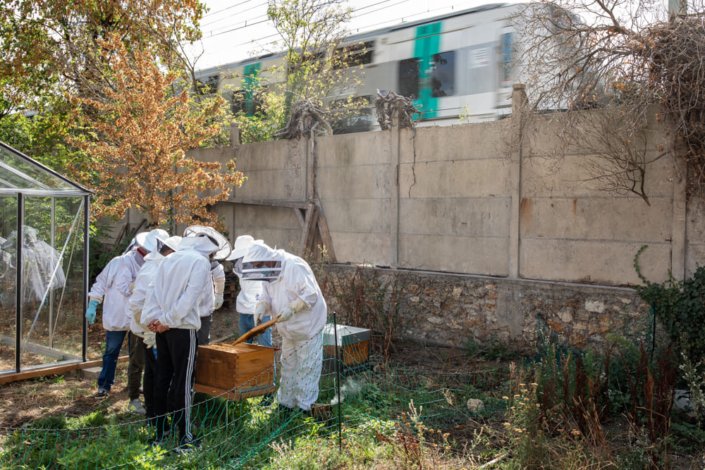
305, 205, 320, 253
316, 213, 337, 264
0, 356, 128, 385
232, 317, 278, 346
0, 335, 82, 361
225, 198, 309, 209
294, 208, 305, 228
298, 203, 313, 255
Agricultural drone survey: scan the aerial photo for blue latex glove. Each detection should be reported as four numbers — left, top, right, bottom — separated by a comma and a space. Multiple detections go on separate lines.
86, 299, 99, 324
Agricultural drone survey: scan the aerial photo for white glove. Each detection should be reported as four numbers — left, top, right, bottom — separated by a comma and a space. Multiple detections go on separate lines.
276, 298, 307, 323
143, 332, 157, 349
277, 306, 296, 323
254, 301, 270, 325
214, 294, 224, 310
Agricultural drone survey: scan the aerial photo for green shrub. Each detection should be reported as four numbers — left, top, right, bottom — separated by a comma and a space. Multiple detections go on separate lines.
635, 245, 705, 364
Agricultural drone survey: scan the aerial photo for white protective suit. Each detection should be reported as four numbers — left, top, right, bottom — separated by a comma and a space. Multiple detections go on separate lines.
227, 235, 264, 316
141, 237, 219, 330
243, 243, 327, 411
88, 249, 145, 331
129, 250, 165, 338
196, 262, 225, 317
2, 227, 66, 302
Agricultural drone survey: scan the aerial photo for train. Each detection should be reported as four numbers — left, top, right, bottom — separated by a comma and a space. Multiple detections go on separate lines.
195, 3, 524, 133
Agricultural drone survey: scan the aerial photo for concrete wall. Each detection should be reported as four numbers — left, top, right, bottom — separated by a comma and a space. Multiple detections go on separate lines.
194, 94, 702, 289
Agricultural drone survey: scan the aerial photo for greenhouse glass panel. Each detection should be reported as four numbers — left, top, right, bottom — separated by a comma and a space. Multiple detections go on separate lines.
0, 196, 17, 373
0, 141, 91, 376
18, 197, 86, 368
0, 145, 73, 190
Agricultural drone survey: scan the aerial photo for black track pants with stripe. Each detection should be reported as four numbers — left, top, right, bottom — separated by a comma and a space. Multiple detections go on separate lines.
154, 329, 198, 443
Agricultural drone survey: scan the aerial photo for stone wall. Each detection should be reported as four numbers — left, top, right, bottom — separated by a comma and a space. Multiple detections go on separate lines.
322, 264, 649, 353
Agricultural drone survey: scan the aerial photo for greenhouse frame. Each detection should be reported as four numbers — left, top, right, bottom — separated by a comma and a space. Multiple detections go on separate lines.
0, 141, 91, 375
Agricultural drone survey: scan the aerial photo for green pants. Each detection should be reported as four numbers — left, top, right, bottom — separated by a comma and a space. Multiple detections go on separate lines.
128, 332, 145, 401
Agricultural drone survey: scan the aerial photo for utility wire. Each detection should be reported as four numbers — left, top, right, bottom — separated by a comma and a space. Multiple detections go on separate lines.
202, 0, 255, 18
206, 0, 405, 39
202, 0, 270, 28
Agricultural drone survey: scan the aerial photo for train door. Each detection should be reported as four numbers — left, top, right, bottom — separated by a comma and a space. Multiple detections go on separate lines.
241, 63, 261, 117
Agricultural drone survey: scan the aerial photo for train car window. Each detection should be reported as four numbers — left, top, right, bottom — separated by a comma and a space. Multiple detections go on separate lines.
430, 52, 455, 98
333, 41, 374, 69
399, 58, 420, 99
499, 33, 515, 87
330, 95, 374, 134
196, 74, 219, 95
232, 88, 267, 116
288, 51, 324, 74
232, 90, 248, 114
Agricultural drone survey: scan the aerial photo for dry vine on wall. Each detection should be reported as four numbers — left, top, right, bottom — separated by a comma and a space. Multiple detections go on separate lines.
517, 1, 705, 202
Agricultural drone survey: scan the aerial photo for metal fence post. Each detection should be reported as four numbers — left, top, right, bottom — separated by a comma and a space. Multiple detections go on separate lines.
333, 313, 343, 451
83, 195, 90, 362
15, 193, 24, 372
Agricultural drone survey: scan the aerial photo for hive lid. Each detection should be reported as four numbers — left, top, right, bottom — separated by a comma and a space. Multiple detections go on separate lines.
322, 324, 371, 346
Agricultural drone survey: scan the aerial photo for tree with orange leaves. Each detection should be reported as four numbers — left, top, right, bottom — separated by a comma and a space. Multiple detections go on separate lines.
70, 36, 244, 229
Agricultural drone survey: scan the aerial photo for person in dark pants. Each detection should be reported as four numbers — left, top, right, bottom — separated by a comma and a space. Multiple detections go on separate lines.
142, 235, 219, 454
129, 236, 180, 421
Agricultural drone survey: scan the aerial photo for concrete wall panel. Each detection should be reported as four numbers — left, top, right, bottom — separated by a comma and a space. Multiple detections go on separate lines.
686, 196, 705, 277
520, 238, 671, 285
232, 139, 305, 172
401, 121, 511, 164
317, 132, 391, 167
520, 197, 672, 242
317, 165, 391, 200
400, 233, 509, 276
229, 168, 306, 201
522, 153, 674, 199
331, 231, 390, 266
231, 205, 301, 251
400, 159, 512, 199
400, 197, 511, 238
322, 199, 391, 234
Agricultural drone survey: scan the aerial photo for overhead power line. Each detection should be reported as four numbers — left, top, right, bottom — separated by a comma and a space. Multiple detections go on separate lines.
202, 0, 255, 18
205, 0, 405, 39
202, 0, 270, 28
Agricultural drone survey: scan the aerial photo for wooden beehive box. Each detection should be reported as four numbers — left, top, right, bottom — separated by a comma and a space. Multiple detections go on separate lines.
194, 343, 275, 400
323, 324, 371, 367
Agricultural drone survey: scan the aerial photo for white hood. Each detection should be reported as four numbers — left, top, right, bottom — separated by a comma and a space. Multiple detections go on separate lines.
177, 236, 219, 256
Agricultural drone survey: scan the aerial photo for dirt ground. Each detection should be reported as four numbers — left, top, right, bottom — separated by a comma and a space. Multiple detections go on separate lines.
0, 306, 241, 429
0, 362, 132, 429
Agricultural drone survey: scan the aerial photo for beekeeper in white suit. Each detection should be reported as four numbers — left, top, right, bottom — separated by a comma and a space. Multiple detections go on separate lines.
142, 233, 220, 453
128, 235, 181, 422
86, 228, 167, 403
183, 225, 230, 345
241, 242, 327, 414
226, 235, 272, 347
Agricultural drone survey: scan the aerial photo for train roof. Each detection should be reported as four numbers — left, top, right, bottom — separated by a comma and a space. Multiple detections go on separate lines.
195, 2, 517, 76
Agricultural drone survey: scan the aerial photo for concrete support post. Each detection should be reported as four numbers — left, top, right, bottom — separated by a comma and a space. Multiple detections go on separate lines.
306, 137, 315, 201
508, 83, 527, 278
389, 111, 401, 268
230, 122, 239, 236
230, 122, 240, 148
671, 161, 687, 280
